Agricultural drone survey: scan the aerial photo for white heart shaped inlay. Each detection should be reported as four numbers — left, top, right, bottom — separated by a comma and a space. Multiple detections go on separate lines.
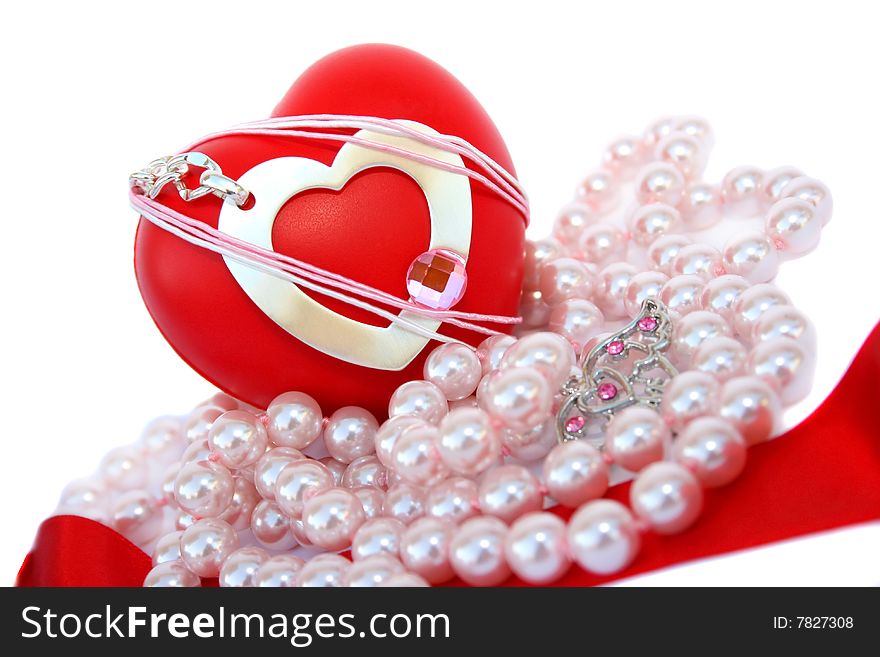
217, 120, 472, 371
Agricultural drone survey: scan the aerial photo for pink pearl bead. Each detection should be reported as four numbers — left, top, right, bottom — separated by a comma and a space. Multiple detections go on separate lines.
671, 310, 732, 362
763, 166, 805, 203
675, 116, 714, 149
302, 487, 366, 551
323, 406, 378, 464
57, 477, 108, 520
219, 547, 269, 587
635, 162, 685, 206
476, 334, 517, 376
718, 376, 782, 445
144, 561, 201, 587
137, 416, 185, 462
519, 290, 552, 329
374, 415, 426, 469
111, 490, 163, 546
549, 298, 605, 351
320, 456, 347, 485
274, 459, 334, 518
184, 405, 224, 444
254, 554, 305, 587
721, 232, 780, 283
100, 445, 149, 490
342, 455, 386, 490
254, 447, 304, 500
501, 420, 557, 462
671, 244, 724, 280
752, 305, 817, 352
553, 204, 595, 245
152, 530, 184, 566
180, 517, 239, 578
504, 512, 571, 584
481, 366, 553, 433
524, 238, 563, 290
181, 438, 211, 464
382, 483, 426, 525
655, 132, 706, 178
437, 407, 500, 476
659, 274, 704, 318
674, 417, 747, 487
779, 176, 833, 226
605, 407, 671, 472
596, 262, 639, 320
692, 336, 747, 382
748, 337, 815, 405
567, 499, 641, 575
722, 166, 764, 214
449, 516, 511, 586
388, 380, 449, 425
477, 464, 543, 523
251, 500, 297, 550
542, 441, 609, 507
732, 284, 791, 339
296, 554, 350, 587
661, 371, 720, 430
576, 170, 619, 214
647, 234, 692, 276
603, 135, 646, 177
679, 182, 723, 230
391, 423, 449, 487
352, 517, 406, 561
501, 332, 576, 389
425, 477, 479, 524
623, 271, 668, 319
400, 517, 456, 584
174, 460, 234, 518
630, 462, 703, 535
344, 554, 404, 587
219, 475, 261, 531
628, 203, 680, 247
424, 342, 482, 401
765, 198, 822, 255
539, 257, 594, 305
265, 391, 323, 449
351, 486, 385, 519
644, 116, 677, 147
578, 223, 627, 265
207, 410, 268, 470
700, 275, 750, 322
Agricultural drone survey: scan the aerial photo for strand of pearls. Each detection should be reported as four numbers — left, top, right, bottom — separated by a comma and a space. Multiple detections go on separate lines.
54, 116, 829, 587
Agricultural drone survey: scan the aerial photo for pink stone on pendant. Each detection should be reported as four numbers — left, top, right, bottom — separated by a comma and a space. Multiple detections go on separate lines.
597, 382, 618, 401
638, 316, 658, 332
565, 415, 586, 433
406, 249, 468, 310
606, 339, 625, 356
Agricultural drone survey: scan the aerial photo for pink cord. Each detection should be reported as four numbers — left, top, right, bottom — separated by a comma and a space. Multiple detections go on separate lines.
134, 115, 528, 345
189, 115, 530, 225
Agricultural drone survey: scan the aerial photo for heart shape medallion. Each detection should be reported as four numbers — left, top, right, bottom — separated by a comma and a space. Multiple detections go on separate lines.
134, 45, 524, 415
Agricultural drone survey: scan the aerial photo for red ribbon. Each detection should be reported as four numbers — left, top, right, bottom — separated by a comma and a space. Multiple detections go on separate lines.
18, 321, 880, 587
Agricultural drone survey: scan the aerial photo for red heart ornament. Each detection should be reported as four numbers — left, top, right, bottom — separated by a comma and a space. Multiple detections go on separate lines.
134, 45, 525, 416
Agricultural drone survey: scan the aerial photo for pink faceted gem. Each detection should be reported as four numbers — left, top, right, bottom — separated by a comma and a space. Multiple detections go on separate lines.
565, 415, 586, 434
606, 339, 625, 356
638, 316, 658, 332
597, 382, 618, 401
406, 249, 468, 310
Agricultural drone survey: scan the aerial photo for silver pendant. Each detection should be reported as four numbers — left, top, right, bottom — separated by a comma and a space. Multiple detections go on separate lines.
556, 298, 677, 445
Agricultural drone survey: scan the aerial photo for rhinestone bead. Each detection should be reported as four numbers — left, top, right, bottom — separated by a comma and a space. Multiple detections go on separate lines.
406, 249, 468, 310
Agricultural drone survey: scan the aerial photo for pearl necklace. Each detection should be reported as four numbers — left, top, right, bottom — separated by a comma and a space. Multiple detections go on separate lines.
55, 116, 828, 587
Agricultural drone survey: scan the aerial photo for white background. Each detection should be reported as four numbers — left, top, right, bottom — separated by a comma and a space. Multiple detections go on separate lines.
2, 0, 879, 585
